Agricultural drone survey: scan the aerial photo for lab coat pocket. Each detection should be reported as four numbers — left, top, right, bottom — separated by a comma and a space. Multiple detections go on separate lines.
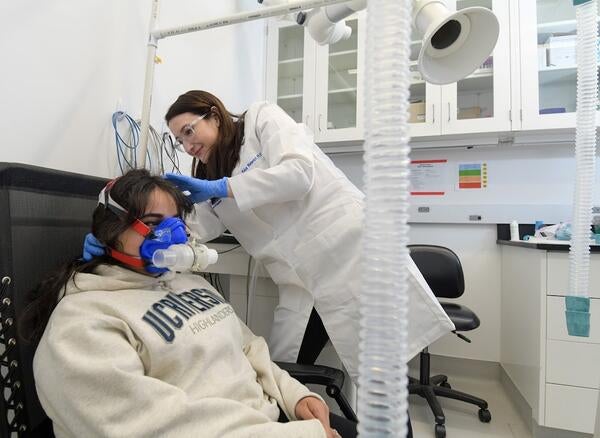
293, 206, 362, 296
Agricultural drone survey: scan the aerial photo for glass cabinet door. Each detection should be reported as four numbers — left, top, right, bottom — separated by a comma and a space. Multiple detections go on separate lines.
314, 14, 363, 142
441, 0, 511, 134
275, 25, 306, 123
537, 0, 577, 116
521, 0, 600, 130
326, 18, 358, 131
536, 0, 600, 116
409, 27, 442, 137
456, 0, 495, 122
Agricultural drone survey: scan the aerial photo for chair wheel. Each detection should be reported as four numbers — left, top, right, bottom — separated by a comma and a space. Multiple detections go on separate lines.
478, 408, 492, 423
435, 424, 446, 438
440, 381, 452, 389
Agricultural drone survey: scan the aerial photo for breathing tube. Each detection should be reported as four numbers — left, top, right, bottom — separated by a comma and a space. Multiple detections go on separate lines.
565, 0, 598, 337
358, 0, 412, 435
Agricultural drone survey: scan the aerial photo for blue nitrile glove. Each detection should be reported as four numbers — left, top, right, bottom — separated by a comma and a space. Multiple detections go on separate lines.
164, 173, 228, 203
82, 233, 105, 261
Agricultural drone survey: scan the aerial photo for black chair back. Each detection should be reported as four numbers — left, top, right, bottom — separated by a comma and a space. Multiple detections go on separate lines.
408, 244, 464, 299
0, 163, 107, 437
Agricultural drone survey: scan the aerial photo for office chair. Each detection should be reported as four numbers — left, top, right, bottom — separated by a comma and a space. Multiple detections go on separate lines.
0, 163, 356, 437
408, 244, 491, 438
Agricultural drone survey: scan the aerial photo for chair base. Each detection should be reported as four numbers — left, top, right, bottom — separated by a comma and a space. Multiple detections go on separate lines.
408, 350, 491, 438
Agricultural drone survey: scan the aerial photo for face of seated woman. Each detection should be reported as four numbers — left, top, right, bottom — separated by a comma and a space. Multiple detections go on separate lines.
119, 188, 179, 273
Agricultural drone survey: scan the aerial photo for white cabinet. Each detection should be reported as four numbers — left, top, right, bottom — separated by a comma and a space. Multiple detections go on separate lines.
409, 25, 443, 137
266, 13, 365, 145
410, 0, 512, 137
267, 0, 600, 145
500, 244, 600, 434
265, 23, 312, 127
266, 1, 512, 145
518, 0, 600, 131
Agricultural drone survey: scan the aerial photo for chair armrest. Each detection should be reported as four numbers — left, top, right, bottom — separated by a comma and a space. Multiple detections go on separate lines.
275, 361, 358, 422
275, 362, 345, 391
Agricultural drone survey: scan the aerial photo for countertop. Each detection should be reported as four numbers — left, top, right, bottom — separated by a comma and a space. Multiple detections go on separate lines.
497, 239, 600, 252
209, 234, 240, 245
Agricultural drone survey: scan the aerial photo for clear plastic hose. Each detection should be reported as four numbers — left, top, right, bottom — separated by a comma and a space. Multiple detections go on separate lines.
358, 0, 412, 435
566, 0, 598, 336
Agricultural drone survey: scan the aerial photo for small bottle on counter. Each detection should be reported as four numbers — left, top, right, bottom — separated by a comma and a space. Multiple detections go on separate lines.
510, 220, 520, 241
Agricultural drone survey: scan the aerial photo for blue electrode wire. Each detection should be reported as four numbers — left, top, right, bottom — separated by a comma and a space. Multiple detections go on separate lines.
113, 111, 159, 174
112, 111, 141, 174
161, 132, 182, 174
113, 111, 183, 175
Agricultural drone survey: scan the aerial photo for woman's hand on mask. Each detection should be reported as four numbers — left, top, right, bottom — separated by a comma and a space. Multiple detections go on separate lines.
294, 396, 337, 438
164, 173, 229, 203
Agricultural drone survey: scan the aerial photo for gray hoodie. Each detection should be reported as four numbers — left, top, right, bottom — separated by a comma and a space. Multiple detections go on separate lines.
33, 265, 326, 438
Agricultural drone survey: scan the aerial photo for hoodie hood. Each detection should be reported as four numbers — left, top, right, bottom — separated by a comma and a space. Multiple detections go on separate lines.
62, 265, 176, 298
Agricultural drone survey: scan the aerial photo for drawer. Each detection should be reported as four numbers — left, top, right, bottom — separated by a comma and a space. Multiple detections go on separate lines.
547, 252, 600, 298
545, 383, 598, 434
547, 296, 600, 343
546, 340, 600, 388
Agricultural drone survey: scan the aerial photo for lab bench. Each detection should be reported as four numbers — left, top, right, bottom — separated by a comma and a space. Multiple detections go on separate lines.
203, 241, 279, 340
498, 239, 600, 435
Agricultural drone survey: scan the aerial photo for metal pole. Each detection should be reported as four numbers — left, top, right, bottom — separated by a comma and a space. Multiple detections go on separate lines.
152, 0, 350, 40
136, 0, 351, 168
138, 0, 160, 169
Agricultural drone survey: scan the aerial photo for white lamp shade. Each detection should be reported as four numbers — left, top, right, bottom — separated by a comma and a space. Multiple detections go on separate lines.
418, 6, 499, 85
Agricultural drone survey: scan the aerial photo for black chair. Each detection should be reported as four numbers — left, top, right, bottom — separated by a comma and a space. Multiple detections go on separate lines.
276, 362, 357, 422
407, 244, 491, 438
0, 163, 356, 437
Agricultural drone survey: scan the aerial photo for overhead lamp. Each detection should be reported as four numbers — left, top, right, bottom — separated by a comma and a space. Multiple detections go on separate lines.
413, 0, 499, 84
294, 0, 499, 84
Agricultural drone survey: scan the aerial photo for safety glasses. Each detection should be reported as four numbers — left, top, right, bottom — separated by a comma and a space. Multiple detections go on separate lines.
173, 112, 209, 152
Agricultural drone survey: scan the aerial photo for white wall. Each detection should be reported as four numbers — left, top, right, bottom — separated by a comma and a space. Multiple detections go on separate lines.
333, 153, 503, 361
409, 223, 501, 362
332, 143, 600, 363
0, 0, 265, 177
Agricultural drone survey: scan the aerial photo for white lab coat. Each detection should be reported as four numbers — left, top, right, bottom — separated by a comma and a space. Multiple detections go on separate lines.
187, 102, 454, 381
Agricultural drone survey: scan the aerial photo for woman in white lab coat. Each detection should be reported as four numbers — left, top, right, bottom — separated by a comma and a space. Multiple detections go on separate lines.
165, 90, 453, 381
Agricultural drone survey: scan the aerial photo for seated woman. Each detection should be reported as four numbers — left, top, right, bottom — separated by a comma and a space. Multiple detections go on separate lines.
20, 169, 356, 438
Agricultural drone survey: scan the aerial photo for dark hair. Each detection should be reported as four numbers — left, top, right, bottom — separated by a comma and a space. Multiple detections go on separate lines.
19, 169, 193, 345
165, 90, 246, 180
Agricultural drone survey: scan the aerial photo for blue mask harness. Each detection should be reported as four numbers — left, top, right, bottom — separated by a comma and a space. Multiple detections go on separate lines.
97, 180, 189, 274
107, 216, 189, 275
139, 217, 189, 274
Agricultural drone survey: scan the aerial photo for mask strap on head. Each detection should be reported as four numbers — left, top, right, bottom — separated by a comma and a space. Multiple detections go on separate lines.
98, 178, 152, 238
107, 248, 146, 268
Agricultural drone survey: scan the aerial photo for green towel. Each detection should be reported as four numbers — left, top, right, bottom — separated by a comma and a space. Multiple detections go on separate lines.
565, 296, 590, 337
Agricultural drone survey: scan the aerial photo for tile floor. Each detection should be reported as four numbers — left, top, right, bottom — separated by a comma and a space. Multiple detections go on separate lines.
409, 374, 532, 438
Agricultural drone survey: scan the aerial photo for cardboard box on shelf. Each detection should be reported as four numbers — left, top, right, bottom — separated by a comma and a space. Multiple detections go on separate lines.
409, 65, 422, 83
538, 44, 548, 69
409, 101, 426, 123
546, 34, 576, 68
458, 106, 482, 119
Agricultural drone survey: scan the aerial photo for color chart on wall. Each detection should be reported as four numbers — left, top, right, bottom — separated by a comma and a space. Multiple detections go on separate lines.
458, 163, 487, 189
